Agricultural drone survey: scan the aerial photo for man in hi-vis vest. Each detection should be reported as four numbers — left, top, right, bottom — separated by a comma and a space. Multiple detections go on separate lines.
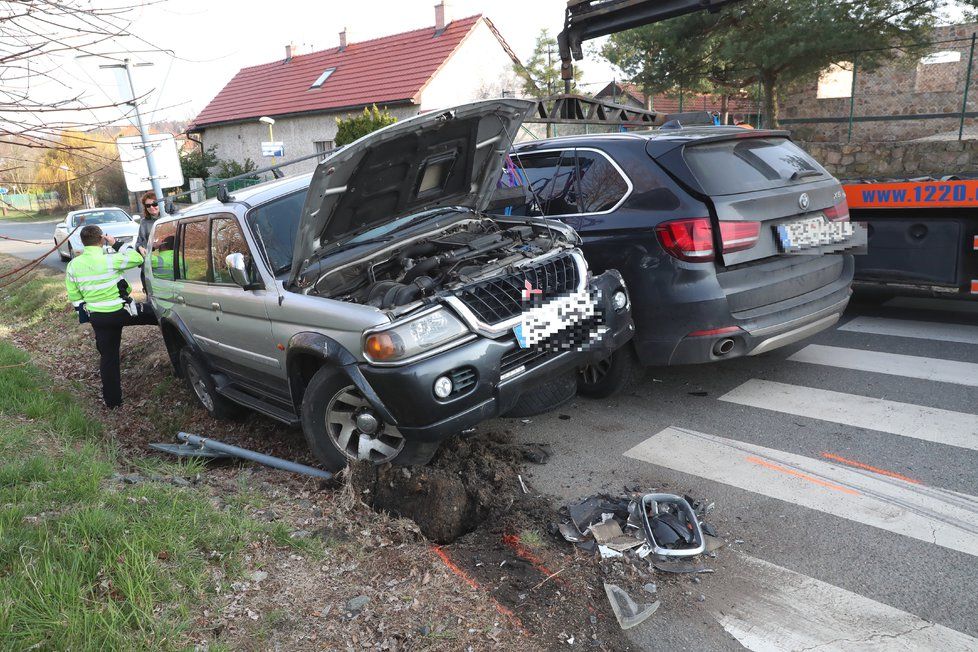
65, 224, 158, 408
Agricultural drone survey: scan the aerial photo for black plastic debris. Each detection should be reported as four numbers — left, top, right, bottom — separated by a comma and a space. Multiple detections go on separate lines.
640, 494, 705, 557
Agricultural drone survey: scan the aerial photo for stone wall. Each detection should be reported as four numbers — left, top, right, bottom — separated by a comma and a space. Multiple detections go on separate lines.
799, 139, 978, 180
781, 23, 978, 142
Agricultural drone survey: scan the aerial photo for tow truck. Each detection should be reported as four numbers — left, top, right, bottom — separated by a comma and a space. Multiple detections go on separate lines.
844, 177, 978, 299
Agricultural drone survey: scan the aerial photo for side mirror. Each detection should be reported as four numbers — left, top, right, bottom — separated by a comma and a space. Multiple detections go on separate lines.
225, 253, 251, 288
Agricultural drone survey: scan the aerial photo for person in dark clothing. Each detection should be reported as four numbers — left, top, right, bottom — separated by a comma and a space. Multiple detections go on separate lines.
66, 224, 158, 408
135, 190, 162, 291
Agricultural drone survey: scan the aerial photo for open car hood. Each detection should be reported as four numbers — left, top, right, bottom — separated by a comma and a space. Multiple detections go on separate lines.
289, 99, 533, 287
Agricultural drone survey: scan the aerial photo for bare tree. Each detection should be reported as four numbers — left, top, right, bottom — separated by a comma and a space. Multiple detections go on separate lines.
0, 0, 164, 157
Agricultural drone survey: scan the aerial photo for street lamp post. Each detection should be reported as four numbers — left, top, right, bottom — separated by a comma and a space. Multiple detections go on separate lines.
59, 164, 73, 206
259, 116, 276, 167
99, 58, 166, 217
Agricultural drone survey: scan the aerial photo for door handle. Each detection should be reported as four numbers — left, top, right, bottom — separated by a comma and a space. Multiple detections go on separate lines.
211, 302, 222, 311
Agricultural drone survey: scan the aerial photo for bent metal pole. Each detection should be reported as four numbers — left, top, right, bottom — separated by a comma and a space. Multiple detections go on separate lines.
177, 432, 334, 480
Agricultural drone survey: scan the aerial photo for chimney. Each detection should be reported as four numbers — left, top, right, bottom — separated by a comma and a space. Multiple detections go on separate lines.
339, 28, 348, 51
285, 42, 295, 61
434, 1, 449, 32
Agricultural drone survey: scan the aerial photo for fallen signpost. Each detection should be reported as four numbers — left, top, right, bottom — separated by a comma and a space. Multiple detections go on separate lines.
150, 432, 334, 480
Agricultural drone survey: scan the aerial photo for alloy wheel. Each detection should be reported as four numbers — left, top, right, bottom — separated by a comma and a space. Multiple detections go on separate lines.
325, 385, 404, 463
186, 364, 215, 412
580, 357, 613, 385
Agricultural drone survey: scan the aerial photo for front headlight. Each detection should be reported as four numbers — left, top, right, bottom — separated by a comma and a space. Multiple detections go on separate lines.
364, 308, 468, 363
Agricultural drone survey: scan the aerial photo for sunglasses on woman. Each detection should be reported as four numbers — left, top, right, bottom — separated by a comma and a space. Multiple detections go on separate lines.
144, 201, 159, 208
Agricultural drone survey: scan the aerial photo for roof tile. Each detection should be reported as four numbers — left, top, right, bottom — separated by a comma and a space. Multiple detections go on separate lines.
191, 16, 482, 128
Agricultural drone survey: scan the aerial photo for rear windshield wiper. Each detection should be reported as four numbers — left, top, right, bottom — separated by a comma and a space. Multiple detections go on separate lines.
790, 169, 822, 181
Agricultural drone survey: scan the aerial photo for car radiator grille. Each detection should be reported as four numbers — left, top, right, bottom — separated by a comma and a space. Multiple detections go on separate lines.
455, 252, 580, 325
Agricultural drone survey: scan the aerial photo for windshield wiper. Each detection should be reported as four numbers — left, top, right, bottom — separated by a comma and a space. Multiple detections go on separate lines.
790, 169, 821, 181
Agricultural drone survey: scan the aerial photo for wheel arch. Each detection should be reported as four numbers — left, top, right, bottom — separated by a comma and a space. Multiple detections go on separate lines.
286, 332, 397, 424
159, 314, 201, 378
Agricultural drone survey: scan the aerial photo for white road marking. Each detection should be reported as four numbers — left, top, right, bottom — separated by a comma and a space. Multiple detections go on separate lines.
624, 427, 978, 557
719, 379, 978, 451
788, 344, 978, 388
709, 552, 978, 651
883, 296, 978, 315
839, 315, 978, 345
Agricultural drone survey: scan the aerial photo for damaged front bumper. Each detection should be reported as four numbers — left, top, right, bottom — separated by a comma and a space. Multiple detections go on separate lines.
356, 270, 634, 442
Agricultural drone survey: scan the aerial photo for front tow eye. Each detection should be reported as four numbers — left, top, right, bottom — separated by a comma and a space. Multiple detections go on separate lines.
355, 411, 380, 435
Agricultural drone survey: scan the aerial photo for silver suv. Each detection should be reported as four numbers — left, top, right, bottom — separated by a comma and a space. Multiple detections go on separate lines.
145, 100, 633, 471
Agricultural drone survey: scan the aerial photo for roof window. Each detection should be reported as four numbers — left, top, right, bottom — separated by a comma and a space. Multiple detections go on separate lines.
310, 67, 336, 89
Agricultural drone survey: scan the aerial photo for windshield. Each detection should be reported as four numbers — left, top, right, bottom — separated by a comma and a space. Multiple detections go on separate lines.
246, 189, 307, 275
72, 210, 130, 227
682, 137, 828, 196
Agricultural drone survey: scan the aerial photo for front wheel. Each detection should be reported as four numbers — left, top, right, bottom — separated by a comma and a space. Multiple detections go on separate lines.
301, 367, 436, 472
57, 240, 69, 262
577, 343, 638, 399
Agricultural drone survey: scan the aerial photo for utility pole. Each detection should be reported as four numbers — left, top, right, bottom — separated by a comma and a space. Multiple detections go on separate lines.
100, 58, 166, 216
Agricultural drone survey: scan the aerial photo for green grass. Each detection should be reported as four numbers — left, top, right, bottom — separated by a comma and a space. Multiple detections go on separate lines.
0, 209, 62, 223
0, 259, 69, 331
0, 340, 256, 650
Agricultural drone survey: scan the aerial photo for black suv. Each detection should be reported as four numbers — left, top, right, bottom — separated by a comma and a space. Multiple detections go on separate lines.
495, 127, 867, 395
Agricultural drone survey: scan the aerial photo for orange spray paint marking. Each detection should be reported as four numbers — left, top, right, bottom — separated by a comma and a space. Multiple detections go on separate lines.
501, 534, 566, 585
430, 545, 524, 629
821, 452, 922, 485
745, 456, 860, 496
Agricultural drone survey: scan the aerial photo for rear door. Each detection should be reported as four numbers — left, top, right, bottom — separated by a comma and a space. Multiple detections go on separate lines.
651, 135, 864, 267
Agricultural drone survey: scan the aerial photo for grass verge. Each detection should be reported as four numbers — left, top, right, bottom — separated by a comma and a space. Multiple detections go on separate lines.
0, 209, 61, 223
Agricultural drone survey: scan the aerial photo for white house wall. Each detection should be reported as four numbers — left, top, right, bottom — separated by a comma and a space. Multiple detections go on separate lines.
418, 20, 519, 111
199, 105, 420, 176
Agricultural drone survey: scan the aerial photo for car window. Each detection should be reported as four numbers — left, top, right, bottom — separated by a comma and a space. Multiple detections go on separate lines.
247, 190, 306, 275
72, 210, 130, 227
211, 217, 256, 285
682, 137, 828, 196
150, 221, 177, 281
178, 219, 209, 282
576, 151, 629, 213
513, 151, 580, 216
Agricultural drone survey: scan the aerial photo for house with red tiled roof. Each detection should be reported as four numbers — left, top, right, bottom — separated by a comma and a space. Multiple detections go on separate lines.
594, 81, 758, 122
188, 3, 522, 174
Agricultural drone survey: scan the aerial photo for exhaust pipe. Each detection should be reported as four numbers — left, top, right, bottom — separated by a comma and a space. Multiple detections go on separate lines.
713, 338, 735, 356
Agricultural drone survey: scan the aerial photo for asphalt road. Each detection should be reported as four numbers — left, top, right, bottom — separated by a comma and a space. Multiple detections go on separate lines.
0, 217, 142, 288
4, 218, 975, 649
503, 295, 978, 650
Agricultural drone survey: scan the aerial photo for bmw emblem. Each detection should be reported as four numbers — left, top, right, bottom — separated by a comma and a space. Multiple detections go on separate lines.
798, 193, 811, 211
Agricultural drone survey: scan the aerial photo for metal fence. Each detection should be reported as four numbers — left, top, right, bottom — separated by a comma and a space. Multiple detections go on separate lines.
2, 191, 60, 212
203, 177, 261, 199
776, 29, 978, 143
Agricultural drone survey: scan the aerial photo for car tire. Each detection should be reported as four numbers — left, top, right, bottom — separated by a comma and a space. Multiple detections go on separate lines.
57, 240, 69, 262
179, 348, 237, 420
301, 366, 431, 472
503, 370, 577, 418
66, 243, 74, 260
577, 343, 638, 399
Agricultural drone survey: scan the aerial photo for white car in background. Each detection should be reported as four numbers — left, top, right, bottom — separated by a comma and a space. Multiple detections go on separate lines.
54, 207, 140, 261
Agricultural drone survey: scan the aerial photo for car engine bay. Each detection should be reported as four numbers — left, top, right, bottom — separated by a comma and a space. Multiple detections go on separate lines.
304, 218, 574, 309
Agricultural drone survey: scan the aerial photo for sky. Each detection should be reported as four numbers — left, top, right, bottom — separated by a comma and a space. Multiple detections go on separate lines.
64, 0, 620, 127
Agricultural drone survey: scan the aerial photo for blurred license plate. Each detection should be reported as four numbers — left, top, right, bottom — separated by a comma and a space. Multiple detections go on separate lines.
776, 216, 855, 252
514, 288, 594, 349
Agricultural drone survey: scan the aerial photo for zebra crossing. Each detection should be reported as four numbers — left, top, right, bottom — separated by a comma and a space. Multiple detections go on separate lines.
620, 301, 978, 650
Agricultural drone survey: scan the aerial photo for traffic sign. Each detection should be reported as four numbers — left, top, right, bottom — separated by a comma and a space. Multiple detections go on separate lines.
261, 141, 285, 157
116, 134, 184, 193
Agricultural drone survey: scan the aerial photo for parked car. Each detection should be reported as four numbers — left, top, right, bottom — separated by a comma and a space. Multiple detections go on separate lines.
54, 207, 139, 261
145, 100, 634, 471
495, 127, 867, 396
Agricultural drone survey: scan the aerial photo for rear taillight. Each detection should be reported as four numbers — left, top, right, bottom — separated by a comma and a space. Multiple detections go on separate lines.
718, 221, 761, 254
655, 218, 761, 262
823, 197, 850, 222
655, 218, 714, 262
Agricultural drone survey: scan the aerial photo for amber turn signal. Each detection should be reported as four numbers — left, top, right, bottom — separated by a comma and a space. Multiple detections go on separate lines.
364, 332, 398, 361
